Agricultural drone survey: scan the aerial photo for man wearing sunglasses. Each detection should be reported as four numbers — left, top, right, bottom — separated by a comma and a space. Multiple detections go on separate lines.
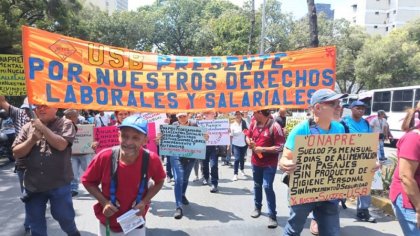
279, 89, 347, 236
12, 104, 81, 236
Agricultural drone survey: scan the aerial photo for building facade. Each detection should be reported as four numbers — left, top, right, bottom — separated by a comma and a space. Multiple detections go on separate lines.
351, 0, 420, 35
83, 0, 128, 14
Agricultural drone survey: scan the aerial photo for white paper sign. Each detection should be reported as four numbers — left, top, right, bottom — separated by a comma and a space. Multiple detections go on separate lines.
116, 209, 145, 234
197, 119, 230, 146
371, 170, 383, 190
138, 113, 167, 133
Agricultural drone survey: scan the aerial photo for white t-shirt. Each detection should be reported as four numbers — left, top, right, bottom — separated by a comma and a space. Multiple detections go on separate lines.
230, 121, 247, 147
370, 117, 388, 134
94, 114, 111, 127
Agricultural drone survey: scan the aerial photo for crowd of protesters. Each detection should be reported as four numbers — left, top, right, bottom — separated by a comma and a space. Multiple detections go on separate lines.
0, 91, 418, 236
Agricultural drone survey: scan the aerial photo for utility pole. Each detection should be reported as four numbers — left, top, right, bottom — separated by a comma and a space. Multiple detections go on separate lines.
259, 0, 267, 54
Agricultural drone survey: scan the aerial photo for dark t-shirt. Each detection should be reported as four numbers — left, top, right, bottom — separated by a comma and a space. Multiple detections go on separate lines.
12, 117, 76, 192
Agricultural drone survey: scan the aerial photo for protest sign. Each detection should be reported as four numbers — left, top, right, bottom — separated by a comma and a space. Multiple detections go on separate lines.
94, 126, 119, 153
138, 113, 167, 133
197, 119, 230, 146
146, 123, 157, 153
159, 125, 206, 159
289, 133, 378, 206
371, 170, 384, 190
0, 54, 26, 95
72, 124, 94, 154
22, 26, 336, 112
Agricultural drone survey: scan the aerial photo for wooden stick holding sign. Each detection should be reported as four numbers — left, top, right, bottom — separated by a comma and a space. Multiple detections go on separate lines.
289, 133, 378, 206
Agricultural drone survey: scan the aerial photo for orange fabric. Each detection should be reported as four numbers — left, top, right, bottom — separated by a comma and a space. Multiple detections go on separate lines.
23, 26, 336, 112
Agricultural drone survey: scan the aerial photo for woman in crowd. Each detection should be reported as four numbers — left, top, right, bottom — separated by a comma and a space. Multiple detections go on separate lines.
389, 101, 420, 236
230, 111, 248, 181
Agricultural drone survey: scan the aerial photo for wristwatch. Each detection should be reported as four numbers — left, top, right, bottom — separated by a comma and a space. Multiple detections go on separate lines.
261, 147, 265, 153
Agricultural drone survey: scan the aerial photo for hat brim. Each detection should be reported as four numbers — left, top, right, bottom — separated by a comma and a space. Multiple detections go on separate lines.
118, 125, 147, 134
20, 104, 36, 109
323, 93, 348, 102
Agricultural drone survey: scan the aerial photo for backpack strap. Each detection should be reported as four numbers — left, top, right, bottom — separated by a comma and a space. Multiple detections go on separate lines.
109, 147, 150, 206
308, 118, 320, 135
340, 120, 350, 134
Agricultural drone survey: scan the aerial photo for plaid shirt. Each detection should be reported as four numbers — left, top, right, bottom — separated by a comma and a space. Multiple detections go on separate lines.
9, 105, 31, 169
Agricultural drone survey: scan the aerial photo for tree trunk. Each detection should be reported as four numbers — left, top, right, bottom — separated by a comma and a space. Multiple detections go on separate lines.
307, 0, 319, 47
247, 0, 255, 54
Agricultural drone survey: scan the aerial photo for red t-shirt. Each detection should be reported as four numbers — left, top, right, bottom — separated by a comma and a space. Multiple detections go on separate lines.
389, 131, 420, 209
82, 148, 166, 232
247, 119, 285, 167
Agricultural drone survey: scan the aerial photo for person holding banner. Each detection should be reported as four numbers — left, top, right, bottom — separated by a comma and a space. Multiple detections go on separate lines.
230, 111, 248, 181
164, 112, 198, 219
279, 89, 347, 236
246, 109, 285, 229
12, 104, 80, 236
389, 102, 420, 235
64, 109, 93, 197
82, 115, 165, 236
0, 96, 35, 234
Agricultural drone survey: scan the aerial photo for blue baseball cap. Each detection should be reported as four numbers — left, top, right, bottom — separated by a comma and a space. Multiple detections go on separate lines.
118, 115, 148, 135
310, 89, 348, 106
349, 100, 367, 108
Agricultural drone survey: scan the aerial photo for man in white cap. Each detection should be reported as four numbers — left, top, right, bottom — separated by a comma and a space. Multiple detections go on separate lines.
279, 89, 347, 236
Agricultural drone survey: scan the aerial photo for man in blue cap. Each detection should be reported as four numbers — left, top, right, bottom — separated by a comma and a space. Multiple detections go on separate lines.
279, 89, 347, 236
341, 100, 377, 223
82, 114, 166, 236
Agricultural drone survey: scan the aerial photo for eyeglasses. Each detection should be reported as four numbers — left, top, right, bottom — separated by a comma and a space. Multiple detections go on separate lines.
321, 100, 340, 108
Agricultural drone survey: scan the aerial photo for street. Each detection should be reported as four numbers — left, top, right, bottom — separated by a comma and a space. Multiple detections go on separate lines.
0, 147, 401, 236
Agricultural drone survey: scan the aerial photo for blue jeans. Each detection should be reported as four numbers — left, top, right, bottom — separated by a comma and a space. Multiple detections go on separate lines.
170, 156, 196, 208
25, 184, 79, 236
17, 169, 30, 230
71, 154, 92, 192
233, 145, 247, 175
393, 194, 420, 236
283, 201, 340, 236
203, 146, 218, 187
252, 165, 277, 218
357, 195, 371, 211
377, 139, 385, 160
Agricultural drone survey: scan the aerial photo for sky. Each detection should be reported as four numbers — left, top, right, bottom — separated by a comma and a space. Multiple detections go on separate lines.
128, 0, 354, 21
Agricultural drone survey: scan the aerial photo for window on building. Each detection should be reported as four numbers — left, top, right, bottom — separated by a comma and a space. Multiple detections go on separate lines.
375, 11, 379, 15
393, 25, 395, 28
394, 10, 396, 14
392, 90, 414, 112
387, 13, 390, 18
374, 25, 378, 29
386, 27, 389, 31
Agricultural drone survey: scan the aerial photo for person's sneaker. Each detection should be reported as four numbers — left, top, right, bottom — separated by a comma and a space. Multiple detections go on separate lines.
221, 162, 228, 166
174, 207, 183, 219
240, 170, 245, 176
250, 208, 261, 218
268, 217, 278, 229
357, 211, 377, 223
193, 176, 200, 182
202, 179, 209, 185
210, 185, 219, 193
71, 191, 78, 197
182, 196, 189, 205
232, 174, 238, 181
310, 219, 319, 235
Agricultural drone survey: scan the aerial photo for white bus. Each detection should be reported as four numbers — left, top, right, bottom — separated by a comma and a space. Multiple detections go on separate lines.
359, 85, 420, 145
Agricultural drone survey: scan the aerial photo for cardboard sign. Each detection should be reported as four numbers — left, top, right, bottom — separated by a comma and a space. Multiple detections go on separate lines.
159, 125, 206, 159
197, 119, 230, 146
72, 124, 94, 154
94, 126, 119, 153
0, 54, 26, 95
289, 133, 378, 206
22, 26, 336, 112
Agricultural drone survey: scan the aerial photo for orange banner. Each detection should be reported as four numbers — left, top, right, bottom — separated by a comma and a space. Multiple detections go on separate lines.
22, 26, 336, 112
